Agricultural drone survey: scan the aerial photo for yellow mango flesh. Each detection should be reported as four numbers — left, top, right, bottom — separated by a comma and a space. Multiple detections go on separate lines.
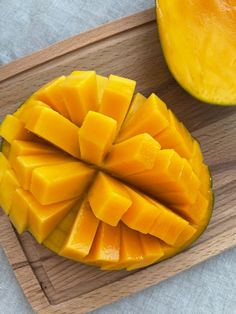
127, 234, 164, 270
0, 169, 20, 214
85, 222, 120, 266
118, 93, 169, 142
9, 140, 57, 164
0, 71, 213, 271
30, 161, 95, 205
0, 115, 34, 143
12, 154, 72, 190
88, 173, 132, 226
122, 187, 161, 234
33, 76, 70, 118
24, 105, 80, 158
9, 189, 31, 234
96, 75, 108, 103
43, 204, 80, 253
0, 152, 11, 182
60, 200, 99, 261
28, 196, 77, 243
79, 111, 117, 164
157, 0, 236, 105
123, 93, 147, 126
99, 75, 136, 132
60, 71, 98, 126
105, 133, 161, 176
155, 110, 193, 159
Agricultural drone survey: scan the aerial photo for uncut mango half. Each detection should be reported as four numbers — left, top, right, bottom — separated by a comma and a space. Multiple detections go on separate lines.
157, 0, 236, 105
0, 71, 213, 271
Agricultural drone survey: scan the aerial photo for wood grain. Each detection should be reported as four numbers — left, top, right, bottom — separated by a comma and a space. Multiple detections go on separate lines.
0, 7, 236, 314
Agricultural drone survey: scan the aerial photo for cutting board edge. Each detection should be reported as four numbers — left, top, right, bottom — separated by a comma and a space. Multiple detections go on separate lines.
0, 8, 156, 82
1, 210, 236, 314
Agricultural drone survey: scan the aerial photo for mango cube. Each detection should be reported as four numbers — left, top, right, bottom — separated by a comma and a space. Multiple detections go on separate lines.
127, 234, 164, 270
1, 141, 11, 158
118, 93, 169, 141
0, 169, 20, 214
100, 75, 136, 132
60, 200, 99, 260
33, 76, 69, 118
24, 105, 80, 158
30, 161, 95, 205
122, 187, 161, 234
9, 140, 57, 164
88, 173, 132, 226
28, 196, 77, 243
79, 111, 117, 164
60, 71, 98, 126
85, 222, 120, 265
0, 115, 33, 143
12, 153, 73, 190
105, 133, 161, 176
0, 152, 11, 182
9, 189, 31, 234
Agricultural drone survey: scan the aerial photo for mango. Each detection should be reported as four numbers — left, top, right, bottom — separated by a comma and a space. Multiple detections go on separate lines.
105, 133, 161, 176
79, 111, 117, 164
88, 173, 132, 226
30, 161, 95, 205
24, 105, 80, 158
0, 115, 33, 143
60, 200, 99, 260
0, 71, 213, 271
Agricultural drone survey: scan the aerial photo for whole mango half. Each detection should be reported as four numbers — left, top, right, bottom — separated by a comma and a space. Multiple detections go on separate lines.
157, 0, 236, 105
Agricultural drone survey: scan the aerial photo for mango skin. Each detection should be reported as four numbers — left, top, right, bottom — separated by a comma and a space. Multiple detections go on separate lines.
156, 0, 236, 105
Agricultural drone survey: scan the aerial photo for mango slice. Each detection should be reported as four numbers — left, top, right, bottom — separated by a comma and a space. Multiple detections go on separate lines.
9, 189, 31, 234
0, 115, 34, 143
118, 93, 169, 142
79, 111, 117, 164
0, 71, 213, 271
60, 200, 99, 261
105, 133, 161, 176
0, 169, 20, 214
85, 222, 120, 266
127, 234, 164, 270
33, 76, 69, 118
12, 154, 72, 190
0, 152, 11, 182
88, 173, 132, 226
60, 71, 98, 126
30, 161, 95, 205
24, 105, 80, 158
155, 110, 193, 159
43, 204, 80, 253
99, 75, 136, 132
28, 196, 77, 243
122, 187, 161, 234
9, 140, 57, 164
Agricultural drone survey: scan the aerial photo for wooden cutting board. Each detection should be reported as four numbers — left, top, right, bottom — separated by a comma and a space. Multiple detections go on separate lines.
0, 8, 236, 314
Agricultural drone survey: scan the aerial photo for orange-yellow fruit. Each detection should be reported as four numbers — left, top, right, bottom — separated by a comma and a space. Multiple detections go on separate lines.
157, 0, 236, 105
0, 71, 213, 271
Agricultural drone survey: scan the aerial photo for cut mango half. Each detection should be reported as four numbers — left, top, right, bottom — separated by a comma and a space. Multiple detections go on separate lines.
0, 71, 213, 271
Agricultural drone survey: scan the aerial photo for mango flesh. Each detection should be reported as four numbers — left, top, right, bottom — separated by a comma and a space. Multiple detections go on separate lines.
157, 0, 236, 105
0, 71, 213, 271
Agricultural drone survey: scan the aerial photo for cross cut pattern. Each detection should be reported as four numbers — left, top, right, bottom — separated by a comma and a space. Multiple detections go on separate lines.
0, 71, 213, 270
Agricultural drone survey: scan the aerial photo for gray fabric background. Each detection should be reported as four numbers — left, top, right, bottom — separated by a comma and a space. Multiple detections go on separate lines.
0, 1, 235, 313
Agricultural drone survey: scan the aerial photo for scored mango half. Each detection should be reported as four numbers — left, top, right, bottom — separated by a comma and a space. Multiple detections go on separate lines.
0, 71, 213, 270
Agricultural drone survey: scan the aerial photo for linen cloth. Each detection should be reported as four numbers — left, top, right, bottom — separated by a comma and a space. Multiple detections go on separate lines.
0, 1, 235, 313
